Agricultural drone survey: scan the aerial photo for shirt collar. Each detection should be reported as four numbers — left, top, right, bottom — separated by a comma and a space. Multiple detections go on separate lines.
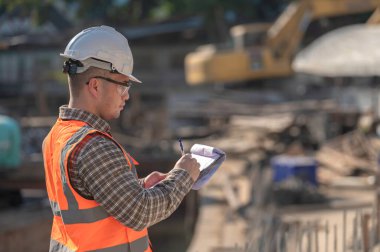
59, 105, 111, 133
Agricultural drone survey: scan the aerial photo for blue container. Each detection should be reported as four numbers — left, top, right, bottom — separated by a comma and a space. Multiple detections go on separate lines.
0, 115, 21, 169
271, 155, 318, 186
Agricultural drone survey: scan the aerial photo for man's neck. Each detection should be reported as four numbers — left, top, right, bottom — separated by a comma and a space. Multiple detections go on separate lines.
68, 99, 99, 117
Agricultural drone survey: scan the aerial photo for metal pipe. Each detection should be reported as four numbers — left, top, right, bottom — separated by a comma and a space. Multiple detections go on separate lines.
334, 224, 338, 252
284, 230, 289, 252
325, 220, 329, 252
376, 159, 380, 243
315, 221, 319, 252
362, 213, 370, 252
299, 226, 304, 252
343, 210, 347, 252
276, 225, 282, 252
353, 214, 358, 252
371, 205, 377, 251
307, 222, 312, 252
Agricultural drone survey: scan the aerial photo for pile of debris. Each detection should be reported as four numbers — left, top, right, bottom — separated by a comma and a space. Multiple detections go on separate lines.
317, 130, 380, 187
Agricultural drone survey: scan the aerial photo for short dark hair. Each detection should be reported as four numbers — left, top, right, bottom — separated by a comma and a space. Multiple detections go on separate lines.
67, 67, 107, 98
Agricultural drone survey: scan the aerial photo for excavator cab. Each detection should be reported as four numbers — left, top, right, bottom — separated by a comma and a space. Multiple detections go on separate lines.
230, 23, 271, 50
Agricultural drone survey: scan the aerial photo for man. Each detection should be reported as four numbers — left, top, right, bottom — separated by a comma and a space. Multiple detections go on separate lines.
42, 25, 200, 252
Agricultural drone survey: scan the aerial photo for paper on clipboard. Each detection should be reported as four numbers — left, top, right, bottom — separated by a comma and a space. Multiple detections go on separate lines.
190, 144, 226, 190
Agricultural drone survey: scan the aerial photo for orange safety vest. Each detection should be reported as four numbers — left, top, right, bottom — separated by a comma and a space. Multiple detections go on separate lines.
43, 119, 152, 252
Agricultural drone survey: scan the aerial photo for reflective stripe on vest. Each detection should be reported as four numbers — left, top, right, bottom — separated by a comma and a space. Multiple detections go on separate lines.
50, 200, 109, 224
50, 237, 149, 252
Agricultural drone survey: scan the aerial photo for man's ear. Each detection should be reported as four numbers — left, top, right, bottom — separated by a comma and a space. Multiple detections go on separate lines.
87, 78, 101, 98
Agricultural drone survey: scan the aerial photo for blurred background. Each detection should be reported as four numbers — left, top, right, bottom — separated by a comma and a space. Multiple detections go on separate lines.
1, 0, 380, 251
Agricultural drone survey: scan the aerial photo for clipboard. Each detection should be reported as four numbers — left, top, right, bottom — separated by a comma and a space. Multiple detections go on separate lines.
190, 144, 226, 190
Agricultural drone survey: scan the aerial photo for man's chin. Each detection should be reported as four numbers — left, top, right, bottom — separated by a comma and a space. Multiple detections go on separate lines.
113, 111, 122, 120
102, 111, 121, 121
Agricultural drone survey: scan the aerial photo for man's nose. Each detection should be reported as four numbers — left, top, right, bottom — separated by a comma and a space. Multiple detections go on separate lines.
122, 93, 129, 101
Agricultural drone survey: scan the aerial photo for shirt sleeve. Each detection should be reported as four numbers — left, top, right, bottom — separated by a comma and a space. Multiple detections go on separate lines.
138, 178, 145, 187
74, 134, 194, 230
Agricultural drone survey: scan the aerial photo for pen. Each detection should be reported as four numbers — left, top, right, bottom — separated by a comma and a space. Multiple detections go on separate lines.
178, 138, 184, 155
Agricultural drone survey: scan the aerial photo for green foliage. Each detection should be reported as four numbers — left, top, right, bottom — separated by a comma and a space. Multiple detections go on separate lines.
63, 0, 110, 20
0, 0, 293, 41
0, 0, 49, 11
0, 0, 54, 25
150, 0, 258, 20
0, 0, 291, 24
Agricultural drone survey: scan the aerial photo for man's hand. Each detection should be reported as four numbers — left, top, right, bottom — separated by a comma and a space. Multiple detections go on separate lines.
174, 154, 200, 182
143, 172, 167, 188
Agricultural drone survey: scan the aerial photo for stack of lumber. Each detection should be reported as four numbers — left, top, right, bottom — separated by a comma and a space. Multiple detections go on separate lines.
316, 130, 380, 186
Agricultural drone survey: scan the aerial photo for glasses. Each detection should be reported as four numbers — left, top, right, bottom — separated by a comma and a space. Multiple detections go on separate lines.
86, 76, 132, 96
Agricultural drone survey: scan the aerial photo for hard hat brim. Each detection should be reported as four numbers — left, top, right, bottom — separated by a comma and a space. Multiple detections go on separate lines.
128, 74, 142, 83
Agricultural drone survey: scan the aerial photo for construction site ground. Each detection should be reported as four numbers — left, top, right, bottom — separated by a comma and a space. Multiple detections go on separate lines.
188, 156, 378, 252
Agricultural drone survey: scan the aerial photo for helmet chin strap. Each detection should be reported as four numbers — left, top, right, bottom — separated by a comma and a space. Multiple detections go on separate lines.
62, 58, 115, 75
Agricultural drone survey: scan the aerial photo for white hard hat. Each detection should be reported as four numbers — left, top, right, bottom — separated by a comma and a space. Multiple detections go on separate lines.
60, 25, 141, 83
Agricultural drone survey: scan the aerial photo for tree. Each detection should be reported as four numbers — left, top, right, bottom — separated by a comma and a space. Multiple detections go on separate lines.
146, 0, 292, 42
0, 0, 293, 42
0, 0, 55, 25
151, 0, 259, 42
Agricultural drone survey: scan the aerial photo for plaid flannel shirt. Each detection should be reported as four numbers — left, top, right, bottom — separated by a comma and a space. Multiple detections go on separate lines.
59, 105, 193, 230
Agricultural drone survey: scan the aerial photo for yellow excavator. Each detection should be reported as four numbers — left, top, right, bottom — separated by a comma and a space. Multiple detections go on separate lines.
185, 0, 380, 85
